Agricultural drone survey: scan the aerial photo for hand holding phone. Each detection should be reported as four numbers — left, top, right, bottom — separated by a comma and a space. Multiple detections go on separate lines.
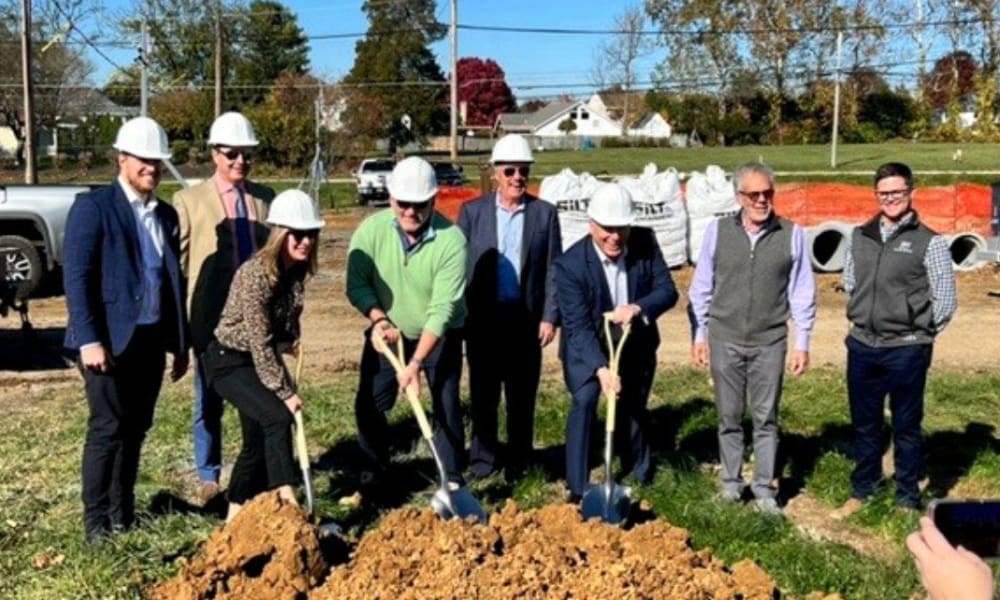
930, 499, 1000, 558
907, 515, 994, 600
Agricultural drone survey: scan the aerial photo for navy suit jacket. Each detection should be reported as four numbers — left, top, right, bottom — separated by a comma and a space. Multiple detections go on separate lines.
555, 227, 677, 393
63, 181, 188, 357
457, 192, 562, 329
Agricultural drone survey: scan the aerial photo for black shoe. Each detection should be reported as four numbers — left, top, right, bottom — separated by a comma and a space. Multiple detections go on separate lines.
84, 527, 111, 545
566, 492, 583, 504
468, 466, 499, 482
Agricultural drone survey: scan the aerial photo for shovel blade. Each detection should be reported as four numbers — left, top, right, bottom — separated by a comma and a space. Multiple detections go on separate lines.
430, 486, 487, 523
580, 483, 631, 525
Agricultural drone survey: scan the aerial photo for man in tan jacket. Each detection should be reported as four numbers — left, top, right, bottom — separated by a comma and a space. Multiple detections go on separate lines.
174, 112, 273, 504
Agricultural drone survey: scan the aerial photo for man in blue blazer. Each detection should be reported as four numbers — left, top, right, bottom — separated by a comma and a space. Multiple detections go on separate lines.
63, 117, 189, 543
458, 134, 562, 481
555, 183, 677, 501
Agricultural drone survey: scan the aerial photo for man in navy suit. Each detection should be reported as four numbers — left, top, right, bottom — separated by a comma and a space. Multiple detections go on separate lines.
555, 183, 677, 501
458, 134, 562, 481
63, 117, 189, 543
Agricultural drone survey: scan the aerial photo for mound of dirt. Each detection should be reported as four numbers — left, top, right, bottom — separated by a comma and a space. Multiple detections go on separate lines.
152, 495, 830, 599
148, 492, 326, 600
315, 500, 778, 599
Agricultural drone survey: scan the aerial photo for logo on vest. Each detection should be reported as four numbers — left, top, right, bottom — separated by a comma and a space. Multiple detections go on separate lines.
892, 240, 914, 254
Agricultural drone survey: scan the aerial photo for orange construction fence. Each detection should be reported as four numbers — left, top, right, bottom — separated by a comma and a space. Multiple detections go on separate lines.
435, 183, 994, 236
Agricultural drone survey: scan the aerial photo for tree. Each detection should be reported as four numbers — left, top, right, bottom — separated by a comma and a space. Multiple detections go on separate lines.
230, 0, 309, 107
591, 4, 651, 134
0, 0, 95, 165
122, 0, 226, 88
558, 117, 577, 135
150, 89, 215, 143
343, 0, 447, 151
456, 57, 516, 127
245, 71, 319, 167
922, 51, 978, 112
102, 67, 143, 108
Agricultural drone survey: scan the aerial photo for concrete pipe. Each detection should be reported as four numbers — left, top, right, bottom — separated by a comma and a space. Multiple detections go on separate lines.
807, 221, 853, 272
948, 232, 988, 271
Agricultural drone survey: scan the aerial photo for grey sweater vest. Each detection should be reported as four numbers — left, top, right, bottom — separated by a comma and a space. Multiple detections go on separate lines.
709, 213, 794, 346
847, 213, 935, 347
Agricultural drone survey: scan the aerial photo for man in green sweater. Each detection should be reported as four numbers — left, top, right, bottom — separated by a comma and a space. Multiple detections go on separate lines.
346, 156, 468, 486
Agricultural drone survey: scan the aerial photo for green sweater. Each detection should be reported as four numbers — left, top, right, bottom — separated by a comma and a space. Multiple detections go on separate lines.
346, 209, 467, 338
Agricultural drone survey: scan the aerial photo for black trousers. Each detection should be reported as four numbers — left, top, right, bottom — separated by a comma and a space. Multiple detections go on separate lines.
354, 328, 465, 483
466, 304, 542, 477
80, 325, 165, 538
203, 341, 298, 504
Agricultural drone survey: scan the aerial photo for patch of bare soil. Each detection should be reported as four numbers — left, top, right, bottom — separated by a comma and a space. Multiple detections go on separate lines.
782, 494, 902, 563
153, 494, 844, 600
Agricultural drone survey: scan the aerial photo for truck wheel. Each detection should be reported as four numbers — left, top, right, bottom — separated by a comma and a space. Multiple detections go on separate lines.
0, 235, 42, 300
357, 194, 369, 206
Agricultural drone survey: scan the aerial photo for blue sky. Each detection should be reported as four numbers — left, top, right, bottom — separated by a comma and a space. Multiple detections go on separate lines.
88, 0, 663, 102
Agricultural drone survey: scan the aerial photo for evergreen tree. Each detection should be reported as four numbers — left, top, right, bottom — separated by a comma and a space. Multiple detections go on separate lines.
343, 0, 447, 151
231, 0, 309, 107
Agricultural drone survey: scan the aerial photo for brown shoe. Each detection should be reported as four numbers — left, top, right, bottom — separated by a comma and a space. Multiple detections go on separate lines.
199, 481, 221, 505
830, 497, 865, 520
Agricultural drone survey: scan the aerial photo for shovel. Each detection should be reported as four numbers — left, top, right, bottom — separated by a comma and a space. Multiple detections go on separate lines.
372, 334, 487, 523
581, 312, 633, 525
290, 347, 340, 536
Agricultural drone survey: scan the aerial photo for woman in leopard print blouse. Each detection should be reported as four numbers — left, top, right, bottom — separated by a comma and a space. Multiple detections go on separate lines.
203, 190, 323, 522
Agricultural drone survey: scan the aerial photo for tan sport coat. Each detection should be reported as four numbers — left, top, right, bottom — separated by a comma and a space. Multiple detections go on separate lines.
174, 178, 274, 352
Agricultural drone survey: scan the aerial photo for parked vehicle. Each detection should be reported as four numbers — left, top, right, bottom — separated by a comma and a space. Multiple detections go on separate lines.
355, 158, 395, 205
0, 184, 93, 299
432, 162, 465, 187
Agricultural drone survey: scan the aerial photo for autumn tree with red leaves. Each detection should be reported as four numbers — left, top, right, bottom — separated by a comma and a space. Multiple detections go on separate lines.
922, 51, 979, 111
456, 57, 517, 127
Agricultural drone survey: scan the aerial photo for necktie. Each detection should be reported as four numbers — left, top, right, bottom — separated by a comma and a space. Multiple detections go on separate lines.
234, 187, 254, 263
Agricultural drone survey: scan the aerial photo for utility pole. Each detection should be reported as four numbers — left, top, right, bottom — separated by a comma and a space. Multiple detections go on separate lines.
449, 0, 458, 162
20, 0, 37, 184
830, 31, 842, 169
140, 18, 149, 117
214, 1, 222, 117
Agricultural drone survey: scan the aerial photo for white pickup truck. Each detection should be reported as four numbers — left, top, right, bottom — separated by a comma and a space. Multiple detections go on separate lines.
0, 184, 93, 299
354, 158, 395, 206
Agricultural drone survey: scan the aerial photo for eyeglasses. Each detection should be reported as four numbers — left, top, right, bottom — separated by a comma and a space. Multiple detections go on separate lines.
396, 200, 430, 211
288, 229, 319, 243
215, 147, 254, 162
876, 188, 911, 203
738, 189, 775, 201
502, 166, 530, 178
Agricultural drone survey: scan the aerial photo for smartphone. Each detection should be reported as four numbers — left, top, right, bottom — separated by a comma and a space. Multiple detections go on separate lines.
929, 499, 1000, 558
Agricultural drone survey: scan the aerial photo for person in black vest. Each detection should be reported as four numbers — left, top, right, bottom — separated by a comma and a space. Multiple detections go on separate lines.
832, 162, 956, 518
688, 162, 816, 516
458, 134, 562, 481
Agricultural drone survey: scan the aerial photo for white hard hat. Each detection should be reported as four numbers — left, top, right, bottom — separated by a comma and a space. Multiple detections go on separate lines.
490, 134, 534, 164
266, 189, 325, 230
388, 156, 438, 203
208, 111, 259, 147
588, 183, 635, 227
113, 116, 171, 160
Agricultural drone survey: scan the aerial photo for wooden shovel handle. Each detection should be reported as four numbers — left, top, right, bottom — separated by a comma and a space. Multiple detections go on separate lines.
293, 410, 310, 471
372, 334, 435, 440
601, 313, 632, 433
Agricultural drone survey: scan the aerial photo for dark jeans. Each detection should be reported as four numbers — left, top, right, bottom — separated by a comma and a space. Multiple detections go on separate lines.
564, 352, 655, 497
467, 304, 542, 477
80, 325, 165, 539
203, 341, 297, 504
846, 335, 933, 506
354, 328, 465, 483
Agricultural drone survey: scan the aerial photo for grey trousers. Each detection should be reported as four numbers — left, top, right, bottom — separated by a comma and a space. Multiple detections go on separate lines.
709, 336, 787, 499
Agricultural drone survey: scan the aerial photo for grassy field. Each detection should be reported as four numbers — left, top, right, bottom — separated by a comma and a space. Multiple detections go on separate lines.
2, 366, 1000, 599
8, 142, 1000, 209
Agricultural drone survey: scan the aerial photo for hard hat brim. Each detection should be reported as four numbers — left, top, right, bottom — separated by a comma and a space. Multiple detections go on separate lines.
589, 216, 635, 227
267, 216, 326, 230
208, 139, 260, 147
113, 143, 172, 161
388, 186, 438, 203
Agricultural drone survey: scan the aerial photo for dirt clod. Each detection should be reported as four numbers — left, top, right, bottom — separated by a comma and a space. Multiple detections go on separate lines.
153, 495, 790, 599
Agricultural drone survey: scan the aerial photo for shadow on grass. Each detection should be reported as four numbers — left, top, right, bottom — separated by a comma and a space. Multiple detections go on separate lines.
924, 422, 1000, 497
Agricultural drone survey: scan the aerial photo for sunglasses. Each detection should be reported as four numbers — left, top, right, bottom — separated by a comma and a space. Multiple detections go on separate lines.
396, 200, 430, 211
215, 147, 254, 161
738, 189, 775, 201
289, 229, 319, 242
502, 166, 530, 178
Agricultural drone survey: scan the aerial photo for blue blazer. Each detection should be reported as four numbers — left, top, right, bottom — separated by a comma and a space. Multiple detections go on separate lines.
63, 181, 188, 357
555, 227, 677, 393
457, 193, 562, 328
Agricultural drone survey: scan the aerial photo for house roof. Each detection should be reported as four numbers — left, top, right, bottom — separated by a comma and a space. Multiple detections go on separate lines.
592, 90, 647, 120
60, 89, 138, 119
495, 101, 579, 132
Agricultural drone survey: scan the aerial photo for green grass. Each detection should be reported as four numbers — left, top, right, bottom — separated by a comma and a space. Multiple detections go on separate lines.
3, 366, 1000, 598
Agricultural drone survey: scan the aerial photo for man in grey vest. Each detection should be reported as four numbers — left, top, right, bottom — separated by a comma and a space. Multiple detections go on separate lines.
833, 162, 956, 518
688, 162, 816, 515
